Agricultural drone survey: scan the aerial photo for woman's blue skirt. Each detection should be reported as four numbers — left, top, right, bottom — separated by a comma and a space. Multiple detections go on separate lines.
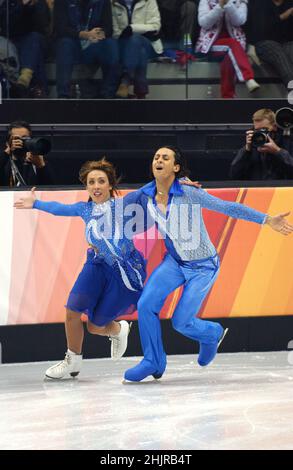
66, 249, 145, 326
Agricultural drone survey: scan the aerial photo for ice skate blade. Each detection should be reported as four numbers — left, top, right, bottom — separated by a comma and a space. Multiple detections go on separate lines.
44, 371, 80, 380
122, 377, 162, 384
70, 371, 80, 377
218, 328, 229, 348
152, 373, 163, 379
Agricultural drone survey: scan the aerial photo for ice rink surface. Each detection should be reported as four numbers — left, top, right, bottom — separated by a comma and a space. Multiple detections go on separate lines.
1, 352, 293, 450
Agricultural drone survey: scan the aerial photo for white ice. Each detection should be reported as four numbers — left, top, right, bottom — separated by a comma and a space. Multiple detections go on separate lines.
0, 352, 293, 450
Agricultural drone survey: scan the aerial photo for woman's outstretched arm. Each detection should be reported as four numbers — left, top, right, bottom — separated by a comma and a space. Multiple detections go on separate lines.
14, 187, 85, 216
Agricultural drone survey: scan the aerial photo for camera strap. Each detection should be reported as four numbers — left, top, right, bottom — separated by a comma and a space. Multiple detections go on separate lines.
10, 158, 27, 186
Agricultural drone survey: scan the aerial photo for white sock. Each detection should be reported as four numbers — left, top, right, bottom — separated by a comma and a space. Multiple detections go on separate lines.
67, 348, 78, 356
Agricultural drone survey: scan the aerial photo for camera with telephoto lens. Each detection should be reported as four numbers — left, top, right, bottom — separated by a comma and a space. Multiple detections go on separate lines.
12, 136, 51, 158
275, 107, 293, 136
251, 128, 270, 148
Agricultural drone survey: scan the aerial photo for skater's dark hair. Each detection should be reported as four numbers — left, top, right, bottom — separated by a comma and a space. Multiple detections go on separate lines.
151, 145, 190, 179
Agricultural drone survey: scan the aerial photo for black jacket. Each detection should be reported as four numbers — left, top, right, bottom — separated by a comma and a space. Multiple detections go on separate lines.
54, 0, 113, 39
157, 0, 199, 41
0, 0, 50, 37
0, 151, 54, 187
230, 133, 293, 180
245, 0, 293, 45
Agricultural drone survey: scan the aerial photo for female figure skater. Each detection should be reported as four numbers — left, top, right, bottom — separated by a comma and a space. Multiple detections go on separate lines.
124, 146, 293, 382
14, 159, 147, 379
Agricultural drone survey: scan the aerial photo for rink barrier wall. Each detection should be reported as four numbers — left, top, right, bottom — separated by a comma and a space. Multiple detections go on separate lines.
1, 316, 293, 363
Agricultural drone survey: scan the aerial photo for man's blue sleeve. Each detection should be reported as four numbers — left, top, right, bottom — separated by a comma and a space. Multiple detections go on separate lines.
121, 189, 143, 205
196, 188, 267, 224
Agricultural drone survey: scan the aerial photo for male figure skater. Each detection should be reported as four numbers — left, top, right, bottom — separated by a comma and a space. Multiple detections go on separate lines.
124, 146, 293, 381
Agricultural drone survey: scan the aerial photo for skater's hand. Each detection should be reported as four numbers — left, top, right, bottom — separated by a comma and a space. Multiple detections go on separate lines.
14, 187, 37, 209
180, 177, 202, 188
265, 212, 293, 236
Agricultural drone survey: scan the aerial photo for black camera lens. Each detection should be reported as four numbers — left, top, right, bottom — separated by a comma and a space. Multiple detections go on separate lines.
22, 137, 51, 155
251, 128, 270, 148
276, 107, 293, 130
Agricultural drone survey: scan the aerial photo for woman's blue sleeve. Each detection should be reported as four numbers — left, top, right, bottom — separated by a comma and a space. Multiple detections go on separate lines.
120, 189, 154, 233
33, 200, 85, 217
196, 189, 267, 224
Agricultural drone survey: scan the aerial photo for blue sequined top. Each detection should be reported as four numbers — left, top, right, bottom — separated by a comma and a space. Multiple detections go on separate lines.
33, 198, 146, 292
138, 180, 267, 262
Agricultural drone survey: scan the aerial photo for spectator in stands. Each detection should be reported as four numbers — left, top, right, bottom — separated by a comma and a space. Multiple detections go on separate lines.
157, 1, 199, 48
0, 37, 19, 96
112, 0, 163, 99
230, 108, 293, 180
245, 0, 293, 89
195, 0, 260, 98
0, 0, 50, 98
0, 120, 54, 186
54, 0, 119, 99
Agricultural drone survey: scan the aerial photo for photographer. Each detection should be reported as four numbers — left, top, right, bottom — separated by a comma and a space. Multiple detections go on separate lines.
0, 120, 54, 187
230, 108, 293, 180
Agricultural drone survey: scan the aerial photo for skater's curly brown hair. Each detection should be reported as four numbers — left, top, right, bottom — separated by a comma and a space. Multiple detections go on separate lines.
79, 158, 120, 197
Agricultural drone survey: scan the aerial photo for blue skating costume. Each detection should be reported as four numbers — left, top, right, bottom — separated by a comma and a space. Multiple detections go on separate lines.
33, 198, 146, 326
125, 179, 267, 381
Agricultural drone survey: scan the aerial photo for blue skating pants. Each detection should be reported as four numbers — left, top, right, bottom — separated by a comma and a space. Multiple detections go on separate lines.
137, 253, 221, 371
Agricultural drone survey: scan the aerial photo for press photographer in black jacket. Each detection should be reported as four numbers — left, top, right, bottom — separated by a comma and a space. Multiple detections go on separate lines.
0, 120, 54, 187
230, 108, 293, 180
